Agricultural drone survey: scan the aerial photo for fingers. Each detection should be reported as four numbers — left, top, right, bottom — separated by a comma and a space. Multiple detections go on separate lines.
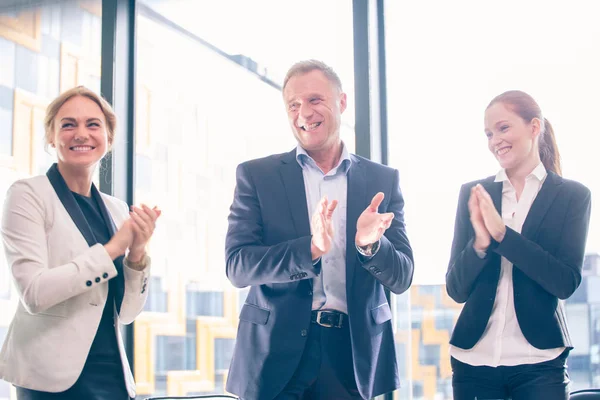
130, 204, 161, 232
129, 209, 150, 235
131, 210, 154, 237
384, 218, 393, 229
476, 185, 494, 206
326, 199, 338, 219
380, 212, 394, 231
129, 215, 145, 237
468, 187, 478, 208
136, 204, 160, 221
382, 212, 394, 223
369, 192, 385, 212
314, 196, 339, 220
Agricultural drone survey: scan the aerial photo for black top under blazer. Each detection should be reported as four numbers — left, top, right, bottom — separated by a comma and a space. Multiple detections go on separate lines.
446, 171, 591, 351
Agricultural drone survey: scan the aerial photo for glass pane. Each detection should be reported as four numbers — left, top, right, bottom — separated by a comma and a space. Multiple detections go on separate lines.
386, 1, 600, 398
134, 1, 354, 397
0, 1, 102, 399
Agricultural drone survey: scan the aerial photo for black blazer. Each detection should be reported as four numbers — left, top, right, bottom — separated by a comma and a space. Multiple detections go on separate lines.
446, 171, 591, 351
224, 149, 414, 400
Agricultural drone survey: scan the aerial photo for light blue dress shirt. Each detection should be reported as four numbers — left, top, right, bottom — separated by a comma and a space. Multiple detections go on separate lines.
296, 143, 352, 314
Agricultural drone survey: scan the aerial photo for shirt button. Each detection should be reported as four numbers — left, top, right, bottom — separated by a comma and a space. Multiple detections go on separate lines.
301, 329, 308, 337
95, 277, 101, 283
102, 273, 108, 279
86, 280, 92, 287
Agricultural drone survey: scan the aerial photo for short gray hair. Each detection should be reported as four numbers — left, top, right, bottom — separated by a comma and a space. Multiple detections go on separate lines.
282, 60, 343, 93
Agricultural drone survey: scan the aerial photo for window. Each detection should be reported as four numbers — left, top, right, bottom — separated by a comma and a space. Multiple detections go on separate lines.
386, 1, 600, 398
0, 2, 102, 399
133, 1, 354, 397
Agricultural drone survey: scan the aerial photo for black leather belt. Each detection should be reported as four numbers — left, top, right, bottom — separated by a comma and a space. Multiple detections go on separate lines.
311, 310, 346, 328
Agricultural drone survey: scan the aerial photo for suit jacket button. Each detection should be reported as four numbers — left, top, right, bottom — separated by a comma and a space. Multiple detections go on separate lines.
301, 329, 308, 337
86, 280, 92, 287
102, 273, 109, 279
95, 277, 101, 283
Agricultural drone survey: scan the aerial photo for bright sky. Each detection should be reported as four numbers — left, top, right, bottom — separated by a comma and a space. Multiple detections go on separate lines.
143, 0, 600, 285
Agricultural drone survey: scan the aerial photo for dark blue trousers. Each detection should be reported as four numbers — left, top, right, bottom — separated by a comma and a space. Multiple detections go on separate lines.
273, 322, 362, 400
451, 351, 570, 400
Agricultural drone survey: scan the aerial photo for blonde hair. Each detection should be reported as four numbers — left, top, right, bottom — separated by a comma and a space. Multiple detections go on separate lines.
44, 86, 117, 151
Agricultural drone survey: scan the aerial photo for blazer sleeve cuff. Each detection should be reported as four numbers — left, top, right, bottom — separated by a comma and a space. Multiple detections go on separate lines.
72, 243, 118, 284
491, 227, 515, 257
123, 255, 151, 295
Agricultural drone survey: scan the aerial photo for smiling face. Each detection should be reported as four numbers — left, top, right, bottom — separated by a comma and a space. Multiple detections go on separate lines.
50, 95, 109, 170
283, 69, 347, 154
484, 101, 541, 172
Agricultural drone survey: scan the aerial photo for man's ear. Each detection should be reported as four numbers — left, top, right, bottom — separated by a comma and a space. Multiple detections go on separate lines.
339, 92, 347, 114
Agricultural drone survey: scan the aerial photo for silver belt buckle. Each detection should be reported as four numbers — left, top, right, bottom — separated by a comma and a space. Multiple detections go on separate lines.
316, 311, 342, 328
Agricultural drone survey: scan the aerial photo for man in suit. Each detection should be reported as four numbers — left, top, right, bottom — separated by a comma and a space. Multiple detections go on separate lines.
225, 60, 414, 400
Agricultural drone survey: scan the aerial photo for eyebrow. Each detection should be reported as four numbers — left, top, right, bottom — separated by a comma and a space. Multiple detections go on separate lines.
286, 94, 325, 104
59, 117, 103, 123
494, 120, 509, 128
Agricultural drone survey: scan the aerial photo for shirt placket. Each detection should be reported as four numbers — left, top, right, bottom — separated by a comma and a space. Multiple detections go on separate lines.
495, 188, 517, 365
320, 173, 337, 303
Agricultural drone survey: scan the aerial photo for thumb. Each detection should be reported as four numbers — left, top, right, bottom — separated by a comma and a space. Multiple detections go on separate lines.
383, 212, 395, 222
368, 192, 385, 212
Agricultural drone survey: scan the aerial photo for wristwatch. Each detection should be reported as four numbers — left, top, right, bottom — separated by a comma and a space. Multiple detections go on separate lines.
356, 240, 380, 257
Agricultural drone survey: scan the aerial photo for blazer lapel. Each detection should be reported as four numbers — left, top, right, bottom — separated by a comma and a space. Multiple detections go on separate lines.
279, 150, 311, 238
46, 163, 97, 247
47, 163, 125, 313
521, 172, 563, 238
91, 185, 125, 312
91, 185, 117, 236
345, 156, 367, 289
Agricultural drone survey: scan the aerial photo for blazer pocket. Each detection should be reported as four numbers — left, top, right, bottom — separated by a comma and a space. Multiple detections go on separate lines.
239, 303, 270, 325
31, 302, 67, 318
370, 303, 392, 325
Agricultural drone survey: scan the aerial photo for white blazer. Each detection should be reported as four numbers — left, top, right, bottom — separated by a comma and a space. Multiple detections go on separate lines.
0, 175, 151, 398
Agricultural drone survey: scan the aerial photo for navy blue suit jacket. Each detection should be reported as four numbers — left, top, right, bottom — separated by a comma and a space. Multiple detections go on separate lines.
225, 149, 414, 400
446, 172, 591, 351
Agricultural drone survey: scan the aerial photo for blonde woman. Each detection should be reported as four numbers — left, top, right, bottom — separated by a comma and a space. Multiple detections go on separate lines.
0, 86, 161, 400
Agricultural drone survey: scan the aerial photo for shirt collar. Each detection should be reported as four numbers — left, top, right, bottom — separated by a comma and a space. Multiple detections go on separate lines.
494, 162, 547, 183
296, 142, 352, 175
